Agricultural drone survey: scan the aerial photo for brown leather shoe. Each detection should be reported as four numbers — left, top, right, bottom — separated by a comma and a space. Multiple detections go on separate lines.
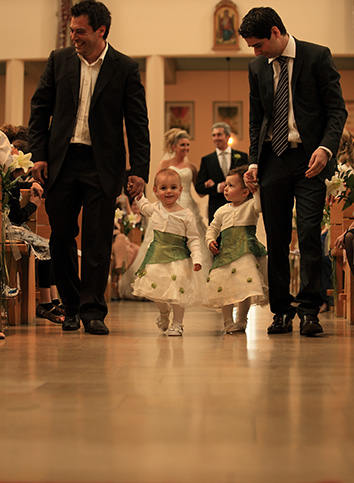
300, 315, 323, 336
267, 314, 293, 334
84, 319, 109, 335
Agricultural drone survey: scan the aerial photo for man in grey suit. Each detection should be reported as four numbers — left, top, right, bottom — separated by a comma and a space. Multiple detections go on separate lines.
29, 0, 150, 335
195, 122, 248, 223
239, 7, 347, 336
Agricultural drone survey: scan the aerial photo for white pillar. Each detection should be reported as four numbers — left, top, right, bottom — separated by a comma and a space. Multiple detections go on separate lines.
5, 60, 25, 126
145, 55, 165, 200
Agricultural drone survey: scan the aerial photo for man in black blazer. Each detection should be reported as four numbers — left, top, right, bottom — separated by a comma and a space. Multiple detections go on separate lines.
195, 122, 248, 223
239, 7, 347, 336
29, 0, 150, 335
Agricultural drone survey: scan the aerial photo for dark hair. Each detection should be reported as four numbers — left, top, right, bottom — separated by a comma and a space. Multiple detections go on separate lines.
238, 7, 286, 40
0, 123, 18, 143
12, 139, 29, 153
227, 165, 253, 199
71, 0, 111, 39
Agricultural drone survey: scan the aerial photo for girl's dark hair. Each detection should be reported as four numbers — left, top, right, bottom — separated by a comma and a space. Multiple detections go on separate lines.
227, 165, 253, 199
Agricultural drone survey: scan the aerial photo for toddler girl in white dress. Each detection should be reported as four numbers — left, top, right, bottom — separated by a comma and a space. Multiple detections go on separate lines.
132, 169, 205, 336
206, 166, 268, 333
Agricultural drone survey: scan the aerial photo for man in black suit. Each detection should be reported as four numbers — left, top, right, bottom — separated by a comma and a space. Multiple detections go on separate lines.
29, 0, 150, 335
239, 7, 347, 336
195, 122, 248, 223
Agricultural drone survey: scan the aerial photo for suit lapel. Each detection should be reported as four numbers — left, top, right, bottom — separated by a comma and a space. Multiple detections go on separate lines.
292, 39, 303, 95
90, 45, 120, 110
66, 49, 80, 107
264, 61, 274, 117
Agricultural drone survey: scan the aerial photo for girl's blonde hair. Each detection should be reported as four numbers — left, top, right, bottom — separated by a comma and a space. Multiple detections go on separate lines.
163, 128, 190, 154
337, 128, 354, 167
154, 168, 181, 187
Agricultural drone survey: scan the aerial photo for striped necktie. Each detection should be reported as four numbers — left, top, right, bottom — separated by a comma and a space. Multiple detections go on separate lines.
272, 56, 289, 157
220, 151, 228, 178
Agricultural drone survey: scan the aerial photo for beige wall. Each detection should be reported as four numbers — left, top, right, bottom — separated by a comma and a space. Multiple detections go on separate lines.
0, 0, 353, 59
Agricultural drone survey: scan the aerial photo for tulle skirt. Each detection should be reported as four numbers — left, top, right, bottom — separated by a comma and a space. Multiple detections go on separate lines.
206, 253, 268, 307
132, 258, 207, 307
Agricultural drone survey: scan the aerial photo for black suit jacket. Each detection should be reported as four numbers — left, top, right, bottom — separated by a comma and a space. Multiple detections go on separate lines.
195, 148, 248, 222
29, 45, 150, 198
248, 38, 347, 179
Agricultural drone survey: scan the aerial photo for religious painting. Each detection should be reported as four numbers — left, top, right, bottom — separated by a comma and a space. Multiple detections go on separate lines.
213, 0, 240, 51
213, 101, 243, 139
165, 102, 195, 138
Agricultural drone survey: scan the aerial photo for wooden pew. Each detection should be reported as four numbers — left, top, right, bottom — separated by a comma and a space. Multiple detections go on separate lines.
0, 187, 37, 325
329, 201, 354, 323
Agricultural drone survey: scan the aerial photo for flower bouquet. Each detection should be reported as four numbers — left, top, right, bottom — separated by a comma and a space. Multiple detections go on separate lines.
114, 208, 139, 236
325, 163, 354, 210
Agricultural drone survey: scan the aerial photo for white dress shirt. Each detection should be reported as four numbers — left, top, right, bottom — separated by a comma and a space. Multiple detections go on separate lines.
71, 42, 109, 145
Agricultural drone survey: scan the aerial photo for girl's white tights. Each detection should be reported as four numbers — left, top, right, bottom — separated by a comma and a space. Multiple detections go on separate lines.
222, 297, 251, 325
155, 301, 185, 326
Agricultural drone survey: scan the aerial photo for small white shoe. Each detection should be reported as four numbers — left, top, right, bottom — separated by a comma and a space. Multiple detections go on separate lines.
167, 323, 183, 336
234, 320, 247, 332
156, 310, 170, 332
224, 319, 246, 334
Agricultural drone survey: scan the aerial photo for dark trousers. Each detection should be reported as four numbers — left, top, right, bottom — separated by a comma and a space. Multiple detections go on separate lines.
259, 144, 326, 317
45, 144, 116, 323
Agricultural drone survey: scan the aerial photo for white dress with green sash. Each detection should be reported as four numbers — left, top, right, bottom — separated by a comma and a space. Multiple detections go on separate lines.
205, 197, 268, 307
132, 196, 206, 306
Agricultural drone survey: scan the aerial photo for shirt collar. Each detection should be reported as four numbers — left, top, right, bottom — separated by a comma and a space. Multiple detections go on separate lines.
216, 146, 232, 155
268, 34, 296, 64
78, 41, 109, 67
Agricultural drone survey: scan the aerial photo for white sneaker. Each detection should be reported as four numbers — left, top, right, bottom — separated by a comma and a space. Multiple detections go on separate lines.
156, 310, 170, 332
167, 323, 183, 336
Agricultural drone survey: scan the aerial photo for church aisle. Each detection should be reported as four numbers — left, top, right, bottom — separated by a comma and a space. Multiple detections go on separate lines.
0, 301, 353, 483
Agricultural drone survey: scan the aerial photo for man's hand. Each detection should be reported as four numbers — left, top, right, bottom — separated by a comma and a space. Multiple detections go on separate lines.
305, 148, 328, 178
244, 167, 259, 193
218, 181, 226, 193
209, 240, 219, 255
204, 179, 215, 188
31, 161, 48, 185
127, 175, 145, 198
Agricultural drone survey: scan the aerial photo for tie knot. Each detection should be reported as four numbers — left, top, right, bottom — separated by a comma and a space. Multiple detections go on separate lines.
277, 56, 287, 66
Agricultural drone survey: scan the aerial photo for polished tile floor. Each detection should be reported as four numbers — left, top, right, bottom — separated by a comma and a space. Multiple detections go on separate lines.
1, 301, 354, 483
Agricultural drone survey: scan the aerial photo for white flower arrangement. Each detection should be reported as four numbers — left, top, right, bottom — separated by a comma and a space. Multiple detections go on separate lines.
325, 163, 354, 209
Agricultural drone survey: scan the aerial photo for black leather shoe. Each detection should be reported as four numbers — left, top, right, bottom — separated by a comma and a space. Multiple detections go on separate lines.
85, 319, 109, 335
267, 314, 293, 334
300, 315, 323, 336
62, 314, 80, 331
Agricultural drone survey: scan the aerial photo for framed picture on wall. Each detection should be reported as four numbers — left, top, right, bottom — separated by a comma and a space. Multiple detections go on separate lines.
213, 101, 243, 139
165, 101, 195, 138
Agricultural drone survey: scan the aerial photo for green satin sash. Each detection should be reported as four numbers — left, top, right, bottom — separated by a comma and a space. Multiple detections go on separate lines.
211, 225, 267, 271
137, 230, 191, 275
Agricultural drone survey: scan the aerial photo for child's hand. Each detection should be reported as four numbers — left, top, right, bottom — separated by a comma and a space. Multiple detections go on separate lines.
31, 182, 43, 199
209, 240, 219, 255
193, 263, 202, 272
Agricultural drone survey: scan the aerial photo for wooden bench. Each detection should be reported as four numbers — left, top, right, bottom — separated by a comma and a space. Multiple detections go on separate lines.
329, 201, 354, 323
